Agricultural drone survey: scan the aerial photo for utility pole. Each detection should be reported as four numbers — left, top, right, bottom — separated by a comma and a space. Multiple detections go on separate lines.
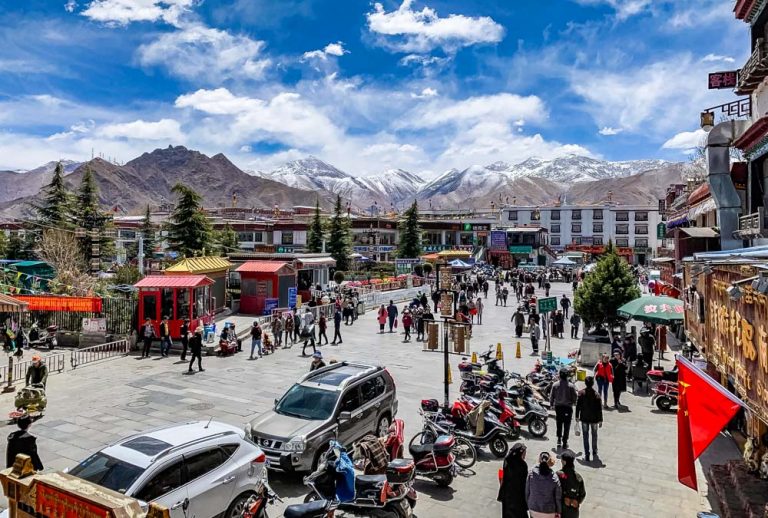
138, 235, 144, 275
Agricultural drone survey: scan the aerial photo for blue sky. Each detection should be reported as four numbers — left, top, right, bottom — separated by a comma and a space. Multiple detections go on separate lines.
0, 0, 748, 175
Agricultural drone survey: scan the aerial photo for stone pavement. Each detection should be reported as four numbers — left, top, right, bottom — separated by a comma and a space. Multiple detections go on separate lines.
0, 280, 739, 517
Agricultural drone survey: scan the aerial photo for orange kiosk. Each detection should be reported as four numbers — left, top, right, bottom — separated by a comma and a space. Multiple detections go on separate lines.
134, 275, 214, 338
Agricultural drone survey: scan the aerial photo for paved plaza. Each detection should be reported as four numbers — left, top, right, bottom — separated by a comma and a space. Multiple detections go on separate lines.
0, 280, 739, 517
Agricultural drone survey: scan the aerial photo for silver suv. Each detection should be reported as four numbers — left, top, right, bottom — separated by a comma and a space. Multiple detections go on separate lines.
68, 421, 267, 518
246, 362, 398, 472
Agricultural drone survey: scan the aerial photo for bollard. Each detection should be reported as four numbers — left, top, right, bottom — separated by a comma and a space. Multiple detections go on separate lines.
447, 364, 452, 385
496, 342, 503, 360
3, 354, 15, 393
471, 352, 477, 364
515, 341, 522, 359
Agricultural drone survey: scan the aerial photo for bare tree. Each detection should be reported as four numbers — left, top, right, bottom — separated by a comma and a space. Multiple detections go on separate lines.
35, 230, 96, 295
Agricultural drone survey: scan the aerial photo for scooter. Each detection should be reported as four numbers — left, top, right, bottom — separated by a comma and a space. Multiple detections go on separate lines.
651, 380, 679, 411
407, 433, 458, 487
9, 383, 46, 423
303, 441, 417, 518
419, 399, 511, 458
44, 325, 57, 350
242, 481, 282, 518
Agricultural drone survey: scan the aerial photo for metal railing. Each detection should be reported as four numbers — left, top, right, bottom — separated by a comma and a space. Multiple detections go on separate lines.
738, 207, 766, 237
70, 339, 130, 369
0, 353, 67, 387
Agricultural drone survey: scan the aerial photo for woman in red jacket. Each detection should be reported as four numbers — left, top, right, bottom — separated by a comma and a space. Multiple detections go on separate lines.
594, 354, 613, 409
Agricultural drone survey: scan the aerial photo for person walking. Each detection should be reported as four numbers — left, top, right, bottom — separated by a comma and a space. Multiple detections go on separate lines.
249, 321, 263, 360
387, 300, 398, 333
575, 376, 603, 461
141, 317, 155, 358
476, 297, 484, 325
550, 369, 577, 449
179, 318, 190, 361
638, 328, 656, 367
318, 312, 329, 345
187, 329, 204, 373
610, 351, 628, 408
25, 356, 48, 387
502, 285, 509, 306
272, 314, 283, 348
402, 310, 413, 342
569, 314, 581, 339
331, 307, 343, 344
560, 294, 571, 319
6, 415, 43, 470
498, 442, 528, 518
557, 450, 586, 518
530, 320, 541, 355
525, 451, 561, 518
511, 308, 526, 338
283, 311, 294, 347
292, 309, 301, 343
377, 305, 387, 333
543, 280, 551, 297
594, 354, 613, 408
159, 316, 172, 357
553, 310, 564, 339
432, 290, 440, 313
496, 284, 503, 306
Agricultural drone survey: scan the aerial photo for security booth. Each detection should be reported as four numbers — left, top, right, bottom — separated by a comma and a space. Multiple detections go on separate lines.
295, 256, 336, 300
134, 275, 214, 338
236, 261, 297, 315
164, 257, 232, 313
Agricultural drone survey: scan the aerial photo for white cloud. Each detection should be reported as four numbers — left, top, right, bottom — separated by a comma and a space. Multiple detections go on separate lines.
98, 118, 184, 140
403, 93, 547, 129
662, 129, 706, 151
361, 142, 421, 157
65, 0, 77, 13
411, 87, 438, 99
80, 0, 195, 27
702, 53, 735, 63
137, 24, 271, 82
399, 54, 449, 67
366, 0, 505, 53
302, 42, 348, 60
573, 0, 652, 21
598, 126, 623, 136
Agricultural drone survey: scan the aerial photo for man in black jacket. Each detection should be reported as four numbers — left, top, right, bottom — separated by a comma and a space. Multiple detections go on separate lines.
550, 369, 577, 449
6, 416, 43, 470
187, 330, 204, 373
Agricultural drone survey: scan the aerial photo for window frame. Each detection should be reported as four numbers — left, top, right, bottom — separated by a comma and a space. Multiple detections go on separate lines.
635, 224, 648, 235
340, 385, 363, 413
551, 210, 560, 221
616, 224, 629, 235
183, 447, 228, 484
135, 458, 185, 503
616, 211, 629, 222
571, 223, 582, 233
550, 224, 561, 234
507, 211, 518, 221
571, 209, 582, 221
550, 236, 560, 246
593, 222, 603, 233
634, 211, 649, 222
616, 238, 629, 247
361, 376, 386, 404
593, 209, 603, 220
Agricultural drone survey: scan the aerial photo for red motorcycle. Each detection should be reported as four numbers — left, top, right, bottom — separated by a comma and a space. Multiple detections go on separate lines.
651, 380, 679, 411
242, 481, 282, 518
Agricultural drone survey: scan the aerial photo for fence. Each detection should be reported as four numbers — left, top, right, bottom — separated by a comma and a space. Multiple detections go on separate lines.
15, 296, 137, 335
70, 339, 130, 369
0, 352, 67, 387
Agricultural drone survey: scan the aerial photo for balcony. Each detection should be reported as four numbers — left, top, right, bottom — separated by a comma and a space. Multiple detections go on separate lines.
737, 207, 768, 237
737, 38, 768, 95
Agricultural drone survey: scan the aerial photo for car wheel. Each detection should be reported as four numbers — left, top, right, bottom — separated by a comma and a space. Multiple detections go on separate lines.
226, 491, 254, 518
377, 414, 391, 437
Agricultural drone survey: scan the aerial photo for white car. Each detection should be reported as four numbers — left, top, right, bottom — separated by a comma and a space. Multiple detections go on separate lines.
68, 420, 267, 518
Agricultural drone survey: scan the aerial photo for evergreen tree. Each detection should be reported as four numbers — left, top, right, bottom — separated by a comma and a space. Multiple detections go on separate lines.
75, 167, 114, 268
574, 245, 640, 331
0, 230, 7, 258
328, 195, 351, 271
307, 198, 324, 253
216, 223, 239, 255
167, 183, 213, 257
139, 204, 156, 256
34, 161, 73, 228
397, 200, 421, 258
6, 231, 33, 260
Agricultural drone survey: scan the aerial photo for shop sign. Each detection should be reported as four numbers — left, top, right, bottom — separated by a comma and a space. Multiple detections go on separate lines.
353, 245, 395, 253
288, 287, 297, 308
508, 245, 533, 255
264, 298, 278, 315
490, 231, 507, 251
440, 292, 454, 316
276, 245, 294, 253
708, 71, 737, 89
35, 482, 111, 518
422, 245, 474, 253
657, 222, 666, 240
15, 295, 102, 313
439, 269, 453, 290
82, 318, 107, 333
462, 223, 490, 231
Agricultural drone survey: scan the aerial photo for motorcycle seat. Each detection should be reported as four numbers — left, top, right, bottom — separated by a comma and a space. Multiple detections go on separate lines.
356, 474, 386, 491
284, 500, 328, 518
409, 443, 434, 456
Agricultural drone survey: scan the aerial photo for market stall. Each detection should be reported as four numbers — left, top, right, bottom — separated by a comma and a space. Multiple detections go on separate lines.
236, 261, 297, 315
134, 275, 214, 338
164, 256, 232, 312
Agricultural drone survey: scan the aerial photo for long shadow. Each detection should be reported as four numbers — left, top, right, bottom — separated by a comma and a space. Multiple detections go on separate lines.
268, 471, 312, 499
412, 479, 457, 501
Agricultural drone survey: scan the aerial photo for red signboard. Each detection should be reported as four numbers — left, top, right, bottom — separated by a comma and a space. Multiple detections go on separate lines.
14, 295, 103, 313
36, 482, 112, 518
708, 71, 737, 90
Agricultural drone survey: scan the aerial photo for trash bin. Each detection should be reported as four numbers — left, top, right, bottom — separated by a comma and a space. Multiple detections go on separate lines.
357, 302, 365, 316
577, 368, 587, 382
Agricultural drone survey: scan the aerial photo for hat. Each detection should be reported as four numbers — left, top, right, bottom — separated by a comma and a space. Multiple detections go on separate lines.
253, 321, 259, 326
312, 351, 322, 359
31, 355, 41, 362
560, 449, 576, 461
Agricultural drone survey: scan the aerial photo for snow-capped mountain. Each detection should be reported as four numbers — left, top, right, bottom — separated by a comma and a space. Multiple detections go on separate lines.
0, 159, 81, 204
503, 155, 668, 183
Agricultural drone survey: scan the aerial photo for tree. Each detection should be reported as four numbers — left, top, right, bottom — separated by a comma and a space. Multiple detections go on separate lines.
34, 161, 73, 228
422, 263, 433, 276
307, 198, 324, 253
6, 232, 24, 260
397, 200, 421, 258
167, 183, 213, 257
327, 195, 351, 272
333, 270, 345, 285
216, 222, 239, 255
113, 264, 141, 285
0, 230, 7, 258
139, 204, 156, 255
75, 167, 114, 268
573, 245, 640, 331
35, 229, 96, 295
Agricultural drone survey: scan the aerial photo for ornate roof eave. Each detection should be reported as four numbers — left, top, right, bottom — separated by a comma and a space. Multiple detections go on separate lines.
733, 115, 768, 152
735, 0, 767, 22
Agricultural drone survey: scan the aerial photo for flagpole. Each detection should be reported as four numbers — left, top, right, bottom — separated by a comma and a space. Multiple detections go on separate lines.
675, 354, 747, 409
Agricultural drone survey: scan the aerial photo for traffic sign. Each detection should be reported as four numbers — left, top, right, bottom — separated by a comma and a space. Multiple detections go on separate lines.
537, 297, 557, 313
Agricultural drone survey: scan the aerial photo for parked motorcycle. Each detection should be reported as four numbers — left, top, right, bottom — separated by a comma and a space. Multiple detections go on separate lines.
242, 481, 282, 518
303, 441, 417, 518
44, 325, 57, 350
651, 380, 679, 411
647, 365, 678, 384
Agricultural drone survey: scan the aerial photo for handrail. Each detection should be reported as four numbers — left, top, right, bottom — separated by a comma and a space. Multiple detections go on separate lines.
70, 339, 130, 369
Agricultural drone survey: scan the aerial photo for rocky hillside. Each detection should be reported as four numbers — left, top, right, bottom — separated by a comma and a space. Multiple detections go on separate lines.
0, 160, 80, 204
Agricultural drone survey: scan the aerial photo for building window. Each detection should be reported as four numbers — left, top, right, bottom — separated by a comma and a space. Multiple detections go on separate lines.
572, 209, 581, 220
523, 234, 535, 245
573, 237, 583, 245
572, 223, 582, 233
593, 223, 603, 233
507, 211, 518, 221
635, 238, 648, 248
531, 210, 541, 221
551, 210, 560, 221
616, 211, 629, 221
593, 209, 603, 220
593, 237, 603, 246
281, 232, 294, 245
616, 238, 629, 247
616, 224, 629, 235
635, 211, 649, 222
551, 224, 561, 234
253, 231, 264, 243
551, 236, 560, 246
237, 232, 253, 242
119, 230, 136, 239
635, 225, 648, 235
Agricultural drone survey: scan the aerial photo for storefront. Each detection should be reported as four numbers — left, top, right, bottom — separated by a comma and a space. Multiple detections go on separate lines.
134, 275, 214, 338
237, 261, 296, 315
164, 256, 232, 312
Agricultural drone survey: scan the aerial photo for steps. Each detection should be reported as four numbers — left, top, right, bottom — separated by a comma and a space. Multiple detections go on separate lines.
707, 460, 768, 518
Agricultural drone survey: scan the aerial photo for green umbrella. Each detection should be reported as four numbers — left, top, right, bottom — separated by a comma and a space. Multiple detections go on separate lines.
617, 295, 684, 324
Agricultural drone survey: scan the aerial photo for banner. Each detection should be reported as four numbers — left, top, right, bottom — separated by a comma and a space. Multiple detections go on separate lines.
14, 295, 103, 313
490, 231, 507, 251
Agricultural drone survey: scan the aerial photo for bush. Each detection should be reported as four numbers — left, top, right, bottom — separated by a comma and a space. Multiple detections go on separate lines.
413, 264, 424, 277
333, 270, 345, 285
423, 263, 433, 275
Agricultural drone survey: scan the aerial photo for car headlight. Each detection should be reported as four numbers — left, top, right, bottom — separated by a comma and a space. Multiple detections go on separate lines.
244, 422, 252, 438
283, 437, 305, 452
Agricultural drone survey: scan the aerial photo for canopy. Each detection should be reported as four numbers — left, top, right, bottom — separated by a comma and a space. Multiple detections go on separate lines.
0, 294, 27, 313
449, 259, 472, 269
617, 295, 684, 324
552, 257, 577, 266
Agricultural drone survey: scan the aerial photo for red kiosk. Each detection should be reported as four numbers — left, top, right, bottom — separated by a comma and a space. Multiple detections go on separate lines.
237, 261, 297, 315
134, 275, 214, 338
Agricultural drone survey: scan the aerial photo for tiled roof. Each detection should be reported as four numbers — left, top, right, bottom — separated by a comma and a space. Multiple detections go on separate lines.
165, 257, 232, 274
134, 275, 214, 288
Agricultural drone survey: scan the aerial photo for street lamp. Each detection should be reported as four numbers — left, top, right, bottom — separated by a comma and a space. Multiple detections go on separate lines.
700, 111, 715, 132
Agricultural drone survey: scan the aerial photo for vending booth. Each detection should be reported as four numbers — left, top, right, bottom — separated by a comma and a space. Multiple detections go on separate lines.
134, 275, 214, 338
237, 261, 296, 315
164, 256, 232, 312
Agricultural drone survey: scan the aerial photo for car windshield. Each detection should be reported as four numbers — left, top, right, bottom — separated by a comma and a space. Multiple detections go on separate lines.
69, 452, 144, 494
275, 384, 338, 420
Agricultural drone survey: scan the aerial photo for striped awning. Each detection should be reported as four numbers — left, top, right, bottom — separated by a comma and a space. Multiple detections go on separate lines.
0, 294, 28, 313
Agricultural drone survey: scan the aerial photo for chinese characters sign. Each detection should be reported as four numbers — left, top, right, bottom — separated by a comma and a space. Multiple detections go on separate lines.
14, 295, 102, 313
642, 303, 683, 315
490, 231, 507, 251
35, 482, 111, 518
708, 71, 737, 90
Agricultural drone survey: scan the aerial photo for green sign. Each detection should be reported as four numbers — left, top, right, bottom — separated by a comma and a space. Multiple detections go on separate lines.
276, 246, 294, 253
508, 245, 533, 254
537, 297, 557, 313
657, 222, 666, 240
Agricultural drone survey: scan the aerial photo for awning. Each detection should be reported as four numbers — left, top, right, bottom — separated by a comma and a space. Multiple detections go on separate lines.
666, 216, 689, 230
165, 256, 232, 274
236, 261, 294, 274
0, 294, 28, 313
688, 198, 717, 220
552, 257, 577, 266
650, 257, 676, 263
679, 227, 720, 239
296, 257, 336, 269
134, 275, 214, 288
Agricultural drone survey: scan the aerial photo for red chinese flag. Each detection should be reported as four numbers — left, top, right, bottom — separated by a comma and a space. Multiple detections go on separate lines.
677, 357, 742, 490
